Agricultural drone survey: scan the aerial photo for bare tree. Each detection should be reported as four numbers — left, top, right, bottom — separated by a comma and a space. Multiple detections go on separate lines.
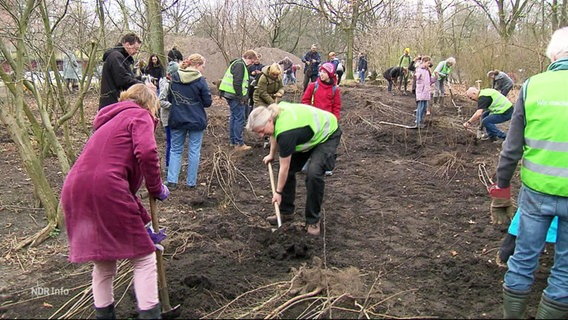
193, 0, 266, 65
471, 0, 534, 41
550, 0, 568, 30
291, 0, 386, 80
0, 0, 102, 248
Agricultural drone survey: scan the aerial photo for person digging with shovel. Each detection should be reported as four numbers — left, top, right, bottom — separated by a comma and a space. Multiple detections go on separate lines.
61, 84, 169, 319
246, 102, 341, 236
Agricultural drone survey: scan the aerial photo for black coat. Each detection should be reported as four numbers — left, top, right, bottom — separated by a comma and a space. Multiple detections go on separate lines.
383, 67, 405, 81
99, 45, 141, 109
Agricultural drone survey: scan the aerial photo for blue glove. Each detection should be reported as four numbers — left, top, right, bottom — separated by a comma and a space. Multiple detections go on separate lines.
146, 224, 167, 244
156, 184, 169, 201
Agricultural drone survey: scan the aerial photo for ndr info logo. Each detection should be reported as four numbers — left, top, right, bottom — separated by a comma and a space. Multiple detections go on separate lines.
31, 286, 70, 296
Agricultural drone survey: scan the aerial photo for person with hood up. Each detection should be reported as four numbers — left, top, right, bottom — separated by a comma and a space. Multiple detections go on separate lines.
253, 63, 284, 107
165, 54, 213, 190
99, 33, 154, 110
61, 84, 169, 319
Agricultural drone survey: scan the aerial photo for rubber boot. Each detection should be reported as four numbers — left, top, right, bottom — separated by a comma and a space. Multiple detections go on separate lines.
95, 303, 116, 320
138, 303, 161, 319
536, 294, 568, 319
503, 288, 529, 319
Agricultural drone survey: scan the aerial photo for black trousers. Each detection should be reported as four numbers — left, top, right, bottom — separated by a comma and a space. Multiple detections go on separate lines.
280, 128, 342, 224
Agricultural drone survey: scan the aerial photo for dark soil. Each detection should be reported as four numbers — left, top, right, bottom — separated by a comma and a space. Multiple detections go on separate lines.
0, 82, 553, 319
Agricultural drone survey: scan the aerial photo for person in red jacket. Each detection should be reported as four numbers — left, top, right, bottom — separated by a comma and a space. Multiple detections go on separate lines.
61, 84, 169, 319
301, 62, 341, 120
301, 62, 341, 175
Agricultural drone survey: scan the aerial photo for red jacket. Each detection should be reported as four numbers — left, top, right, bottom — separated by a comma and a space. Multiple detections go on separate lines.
301, 78, 341, 120
61, 101, 163, 263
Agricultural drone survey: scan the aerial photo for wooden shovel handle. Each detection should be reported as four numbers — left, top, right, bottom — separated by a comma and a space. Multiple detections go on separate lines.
149, 196, 174, 313
267, 162, 282, 227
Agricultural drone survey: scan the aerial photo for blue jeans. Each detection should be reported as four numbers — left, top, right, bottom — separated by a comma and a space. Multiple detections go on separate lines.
481, 108, 513, 140
505, 185, 568, 303
226, 98, 245, 146
167, 129, 204, 187
416, 100, 428, 126
387, 79, 394, 93
358, 71, 365, 84
164, 127, 171, 168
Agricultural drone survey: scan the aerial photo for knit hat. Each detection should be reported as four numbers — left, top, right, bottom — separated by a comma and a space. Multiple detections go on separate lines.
404, 47, 410, 54
319, 62, 335, 78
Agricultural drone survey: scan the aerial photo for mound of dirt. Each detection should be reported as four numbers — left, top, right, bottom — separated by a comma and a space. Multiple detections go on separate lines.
165, 36, 305, 86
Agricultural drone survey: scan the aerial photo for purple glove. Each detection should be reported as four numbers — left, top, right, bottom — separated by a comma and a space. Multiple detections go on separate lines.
156, 183, 169, 201
146, 225, 167, 244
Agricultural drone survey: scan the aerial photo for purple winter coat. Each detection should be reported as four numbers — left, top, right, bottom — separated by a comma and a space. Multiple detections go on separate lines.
61, 101, 163, 263
414, 66, 437, 101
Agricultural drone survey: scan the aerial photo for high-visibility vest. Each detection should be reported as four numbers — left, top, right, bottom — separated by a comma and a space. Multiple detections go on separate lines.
219, 59, 249, 96
479, 88, 513, 114
274, 102, 338, 152
521, 70, 568, 196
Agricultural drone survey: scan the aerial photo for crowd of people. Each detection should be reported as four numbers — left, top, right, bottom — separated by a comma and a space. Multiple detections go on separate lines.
60, 26, 568, 319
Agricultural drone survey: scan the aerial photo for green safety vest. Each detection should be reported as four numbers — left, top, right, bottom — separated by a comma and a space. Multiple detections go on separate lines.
479, 88, 512, 114
521, 70, 568, 196
440, 62, 452, 77
219, 59, 249, 96
274, 102, 338, 152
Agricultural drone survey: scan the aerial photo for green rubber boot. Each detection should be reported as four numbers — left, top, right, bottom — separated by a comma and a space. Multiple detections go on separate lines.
95, 303, 116, 320
503, 288, 529, 319
138, 303, 161, 319
536, 294, 568, 319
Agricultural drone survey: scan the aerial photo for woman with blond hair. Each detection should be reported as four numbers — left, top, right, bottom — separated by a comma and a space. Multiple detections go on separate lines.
253, 63, 284, 107
61, 83, 169, 319
166, 53, 212, 190
245, 102, 341, 236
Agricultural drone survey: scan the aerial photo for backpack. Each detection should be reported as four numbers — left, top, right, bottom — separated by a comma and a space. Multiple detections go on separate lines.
336, 62, 344, 72
311, 81, 337, 105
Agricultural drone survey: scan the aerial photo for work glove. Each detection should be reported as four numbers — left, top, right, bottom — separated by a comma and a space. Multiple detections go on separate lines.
239, 95, 248, 105
146, 223, 167, 244
156, 183, 170, 201
488, 183, 514, 225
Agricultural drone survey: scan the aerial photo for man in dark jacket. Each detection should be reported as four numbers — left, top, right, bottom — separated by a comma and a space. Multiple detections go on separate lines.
357, 53, 368, 85
302, 44, 321, 92
99, 33, 146, 110
383, 66, 407, 95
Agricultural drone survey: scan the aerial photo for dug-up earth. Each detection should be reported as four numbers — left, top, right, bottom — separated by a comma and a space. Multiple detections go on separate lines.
0, 80, 554, 319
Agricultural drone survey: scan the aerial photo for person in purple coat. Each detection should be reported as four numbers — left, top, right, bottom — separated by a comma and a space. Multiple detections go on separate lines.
413, 56, 437, 128
61, 84, 170, 319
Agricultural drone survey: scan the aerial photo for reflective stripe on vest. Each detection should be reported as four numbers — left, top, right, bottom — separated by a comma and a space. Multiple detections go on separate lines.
219, 59, 249, 96
274, 102, 338, 152
521, 69, 568, 196
479, 88, 513, 114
